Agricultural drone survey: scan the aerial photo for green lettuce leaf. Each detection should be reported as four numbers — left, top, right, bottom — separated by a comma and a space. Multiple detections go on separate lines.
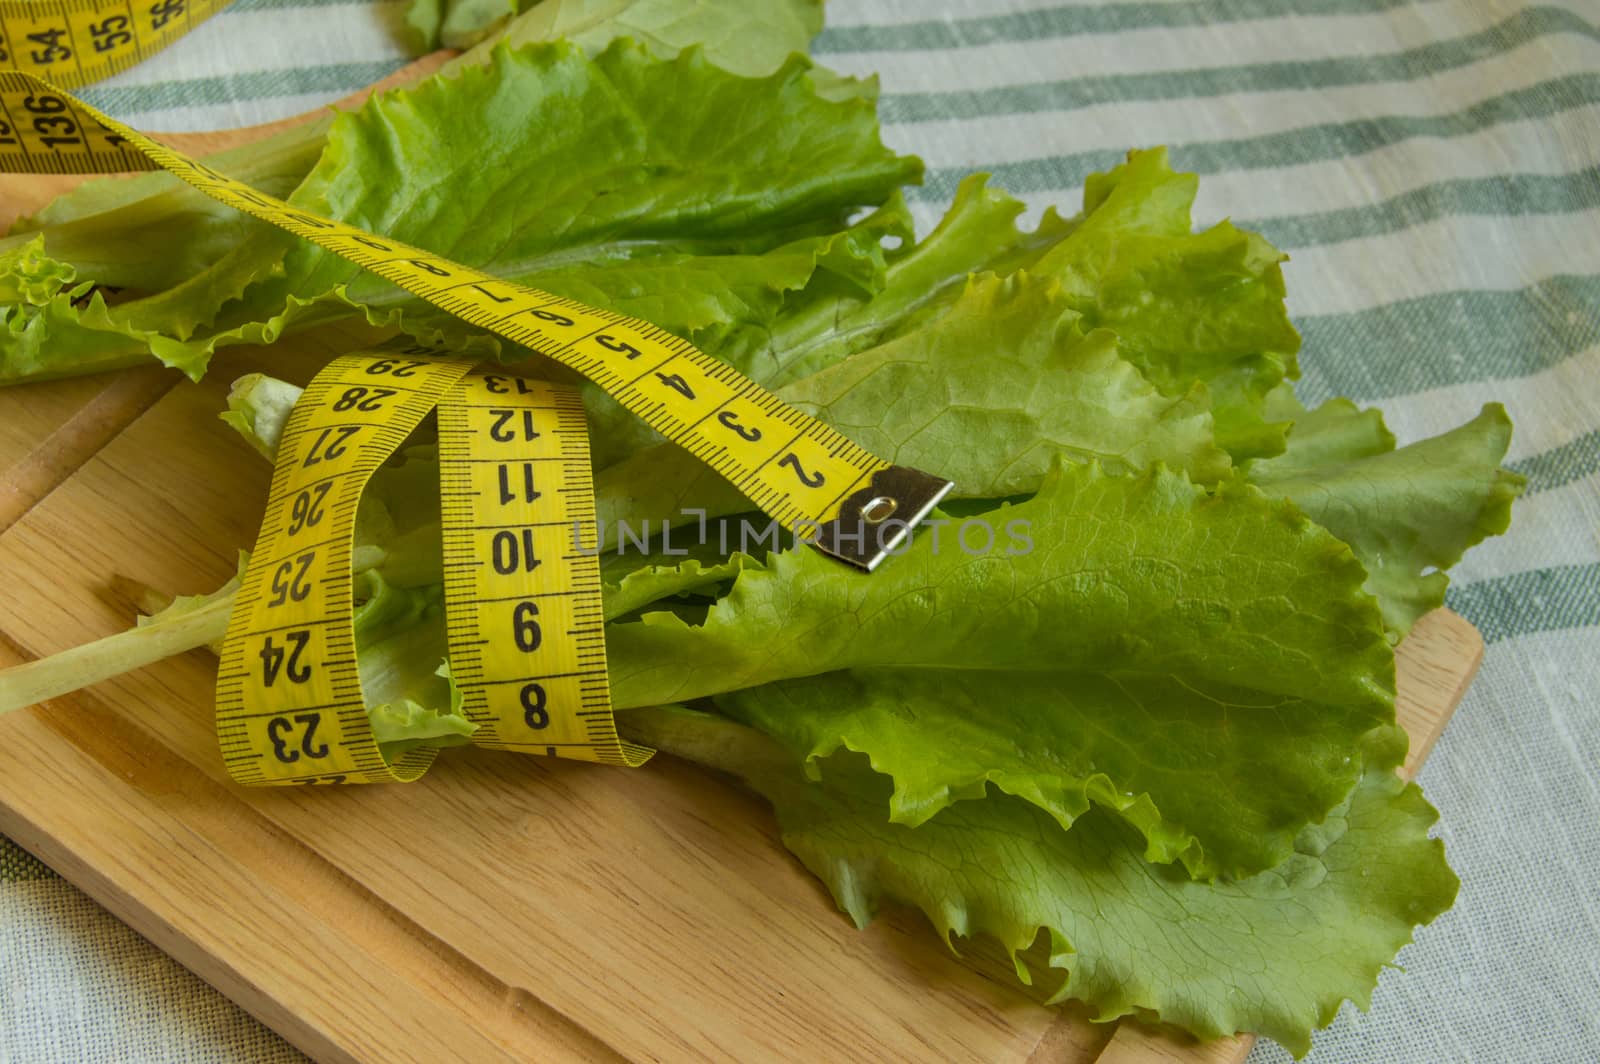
602, 554, 747, 620
594, 271, 1231, 546
267, 40, 910, 327
1, 5, 846, 385
1249, 396, 1524, 636
592, 150, 1299, 528
723, 174, 1075, 389
626, 706, 1456, 1057
608, 461, 1397, 878
0, 233, 290, 382
1024, 149, 1301, 462
351, 571, 477, 757
403, 0, 532, 51
220, 372, 300, 461
457, 0, 824, 74
711, 153, 1298, 465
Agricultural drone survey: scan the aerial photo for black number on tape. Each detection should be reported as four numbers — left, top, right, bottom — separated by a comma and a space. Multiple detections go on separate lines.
470, 283, 512, 303
259, 630, 312, 687
364, 358, 426, 377
93, 120, 128, 149
483, 375, 534, 396
302, 425, 362, 467
512, 601, 542, 652
655, 372, 695, 401
595, 334, 642, 360
89, 16, 133, 52
283, 211, 332, 230
331, 386, 397, 412
268, 551, 316, 607
497, 463, 540, 505
266, 711, 329, 764
718, 410, 761, 442
521, 683, 549, 729
488, 408, 540, 442
149, 0, 186, 31
409, 259, 450, 278
287, 482, 331, 535
778, 453, 825, 488
529, 309, 575, 327
25, 29, 70, 65
491, 529, 540, 574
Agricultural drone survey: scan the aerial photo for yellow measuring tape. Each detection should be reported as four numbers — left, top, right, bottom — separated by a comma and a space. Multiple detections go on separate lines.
1, 0, 229, 92
216, 350, 648, 785
0, 71, 952, 785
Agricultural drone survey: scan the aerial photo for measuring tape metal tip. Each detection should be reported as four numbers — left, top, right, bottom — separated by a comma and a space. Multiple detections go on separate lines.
811, 466, 954, 572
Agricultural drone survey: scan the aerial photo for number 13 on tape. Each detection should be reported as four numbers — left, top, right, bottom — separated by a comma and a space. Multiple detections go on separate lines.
215, 353, 647, 787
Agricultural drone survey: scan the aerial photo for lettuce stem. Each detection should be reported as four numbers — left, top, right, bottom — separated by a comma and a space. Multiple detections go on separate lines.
0, 587, 234, 716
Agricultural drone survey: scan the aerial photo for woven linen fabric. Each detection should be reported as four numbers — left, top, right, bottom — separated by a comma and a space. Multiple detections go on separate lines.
3, 0, 1597, 1061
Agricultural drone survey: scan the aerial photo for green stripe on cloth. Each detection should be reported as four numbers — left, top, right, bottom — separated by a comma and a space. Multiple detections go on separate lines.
815, 0, 1421, 53
78, 61, 410, 113
1257, 170, 1600, 249
914, 73, 1600, 201
1447, 563, 1600, 643
0, 838, 55, 883
879, 6, 1599, 121
1508, 430, 1600, 495
1297, 275, 1600, 401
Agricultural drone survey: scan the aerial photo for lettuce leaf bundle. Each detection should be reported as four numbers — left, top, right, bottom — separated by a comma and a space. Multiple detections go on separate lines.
0, 3, 1521, 1055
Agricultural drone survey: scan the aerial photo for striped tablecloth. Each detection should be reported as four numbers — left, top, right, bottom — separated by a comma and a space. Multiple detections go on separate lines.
3, 1, 1597, 1061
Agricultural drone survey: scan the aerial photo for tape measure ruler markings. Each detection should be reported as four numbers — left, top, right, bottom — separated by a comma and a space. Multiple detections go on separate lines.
0, 71, 955, 785
0, 73, 954, 570
216, 354, 475, 786
437, 370, 648, 766
0, 0, 222, 94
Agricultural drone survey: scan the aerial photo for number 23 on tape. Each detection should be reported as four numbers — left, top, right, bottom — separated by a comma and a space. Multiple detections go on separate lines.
214, 352, 650, 786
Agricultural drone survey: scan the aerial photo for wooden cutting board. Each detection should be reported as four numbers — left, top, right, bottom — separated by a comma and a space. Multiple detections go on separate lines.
0, 68, 1485, 1064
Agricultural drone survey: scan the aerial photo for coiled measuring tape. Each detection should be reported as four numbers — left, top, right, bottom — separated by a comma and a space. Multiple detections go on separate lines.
0, 72, 953, 785
0, 0, 228, 91
215, 351, 648, 785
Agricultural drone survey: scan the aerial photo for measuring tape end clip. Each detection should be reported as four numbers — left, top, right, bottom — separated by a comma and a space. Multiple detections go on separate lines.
811, 466, 953, 572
